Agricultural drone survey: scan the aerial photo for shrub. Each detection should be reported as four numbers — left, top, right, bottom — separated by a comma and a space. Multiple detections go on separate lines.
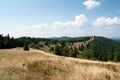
23, 43, 29, 51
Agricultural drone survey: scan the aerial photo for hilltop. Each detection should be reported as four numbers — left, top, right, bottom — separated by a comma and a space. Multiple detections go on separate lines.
0, 48, 120, 80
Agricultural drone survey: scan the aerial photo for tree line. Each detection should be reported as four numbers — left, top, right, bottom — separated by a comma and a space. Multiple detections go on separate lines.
0, 34, 120, 62
49, 37, 120, 62
0, 34, 57, 49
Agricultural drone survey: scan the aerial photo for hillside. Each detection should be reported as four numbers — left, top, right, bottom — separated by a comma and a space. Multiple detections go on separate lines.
84, 37, 120, 61
0, 35, 120, 62
48, 36, 120, 62
0, 48, 120, 80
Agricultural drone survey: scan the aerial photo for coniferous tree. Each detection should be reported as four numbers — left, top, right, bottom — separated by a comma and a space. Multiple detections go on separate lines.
0, 34, 3, 48
71, 47, 79, 57
114, 51, 120, 62
23, 43, 29, 51
79, 44, 84, 51
54, 45, 61, 55
49, 47, 54, 51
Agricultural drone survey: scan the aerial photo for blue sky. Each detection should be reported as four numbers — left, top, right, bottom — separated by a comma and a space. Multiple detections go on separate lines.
0, 0, 120, 38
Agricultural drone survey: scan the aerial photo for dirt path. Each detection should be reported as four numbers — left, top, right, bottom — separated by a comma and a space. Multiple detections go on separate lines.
73, 37, 94, 47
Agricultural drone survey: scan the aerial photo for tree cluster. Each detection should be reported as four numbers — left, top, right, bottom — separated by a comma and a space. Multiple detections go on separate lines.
49, 37, 120, 62
49, 42, 79, 57
0, 34, 57, 49
80, 37, 120, 62
0, 34, 120, 62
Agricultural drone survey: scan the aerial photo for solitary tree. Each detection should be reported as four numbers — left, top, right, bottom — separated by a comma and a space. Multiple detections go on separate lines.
23, 43, 29, 51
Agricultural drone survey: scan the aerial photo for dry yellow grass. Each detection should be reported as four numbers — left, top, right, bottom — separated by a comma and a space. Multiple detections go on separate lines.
0, 48, 120, 80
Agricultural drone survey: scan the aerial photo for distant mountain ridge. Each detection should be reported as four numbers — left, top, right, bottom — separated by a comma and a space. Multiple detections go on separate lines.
49, 36, 91, 43
49, 36, 71, 40
111, 37, 120, 42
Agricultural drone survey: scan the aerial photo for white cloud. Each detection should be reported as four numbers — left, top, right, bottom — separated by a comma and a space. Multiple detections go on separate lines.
22, 23, 48, 30
53, 14, 88, 27
23, 14, 87, 30
20, 14, 87, 37
83, 0, 100, 10
93, 17, 120, 27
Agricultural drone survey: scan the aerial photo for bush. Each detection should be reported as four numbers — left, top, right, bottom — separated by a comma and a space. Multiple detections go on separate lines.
23, 43, 29, 51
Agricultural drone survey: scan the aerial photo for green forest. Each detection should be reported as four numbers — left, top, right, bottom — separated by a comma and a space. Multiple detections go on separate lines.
0, 34, 120, 62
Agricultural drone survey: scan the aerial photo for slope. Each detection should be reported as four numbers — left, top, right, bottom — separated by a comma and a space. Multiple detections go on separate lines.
0, 48, 120, 80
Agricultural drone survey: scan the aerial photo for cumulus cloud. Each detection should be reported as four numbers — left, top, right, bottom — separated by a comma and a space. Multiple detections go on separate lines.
93, 17, 120, 27
53, 14, 88, 27
21, 14, 87, 37
23, 14, 87, 30
22, 23, 49, 30
83, 0, 100, 10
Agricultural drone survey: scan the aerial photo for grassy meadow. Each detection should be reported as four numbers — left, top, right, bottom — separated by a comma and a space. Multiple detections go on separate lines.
0, 48, 120, 80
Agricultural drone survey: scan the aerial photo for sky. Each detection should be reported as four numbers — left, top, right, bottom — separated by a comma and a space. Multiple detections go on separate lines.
0, 0, 120, 38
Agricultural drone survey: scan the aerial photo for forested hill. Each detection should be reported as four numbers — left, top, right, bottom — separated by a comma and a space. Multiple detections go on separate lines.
48, 36, 120, 62
0, 34, 120, 62
0, 34, 57, 49
50, 36, 91, 42
83, 37, 120, 61
112, 38, 120, 42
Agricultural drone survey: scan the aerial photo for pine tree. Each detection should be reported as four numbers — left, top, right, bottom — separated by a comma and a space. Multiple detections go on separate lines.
71, 47, 79, 57
114, 52, 120, 62
0, 34, 3, 48
23, 43, 29, 51
79, 44, 84, 51
54, 45, 61, 55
